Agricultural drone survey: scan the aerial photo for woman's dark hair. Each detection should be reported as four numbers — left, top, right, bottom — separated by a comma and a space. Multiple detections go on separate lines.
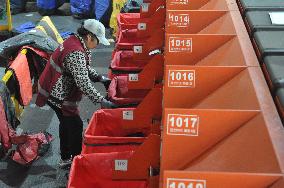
77, 26, 93, 38
77, 22, 99, 43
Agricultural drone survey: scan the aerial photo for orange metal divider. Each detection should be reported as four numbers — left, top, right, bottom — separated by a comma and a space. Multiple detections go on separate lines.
126, 54, 164, 90
112, 134, 160, 180
163, 66, 260, 110
247, 67, 284, 172
121, 87, 162, 130
228, 10, 259, 65
163, 171, 284, 188
164, 34, 258, 67
166, 0, 230, 11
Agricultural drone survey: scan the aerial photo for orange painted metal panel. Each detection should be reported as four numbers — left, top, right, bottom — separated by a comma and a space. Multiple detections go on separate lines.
163, 66, 260, 110
163, 171, 283, 188
164, 34, 257, 66
228, 10, 259, 67
161, 109, 261, 171
112, 134, 160, 180
166, 0, 229, 11
127, 54, 164, 90
247, 67, 284, 172
121, 87, 162, 130
166, 10, 236, 34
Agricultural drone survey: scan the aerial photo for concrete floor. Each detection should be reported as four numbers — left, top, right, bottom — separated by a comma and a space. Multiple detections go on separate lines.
0, 12, 114, 188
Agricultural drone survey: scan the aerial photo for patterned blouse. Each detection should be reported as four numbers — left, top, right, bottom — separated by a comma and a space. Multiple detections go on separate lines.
48, 34, 104, 108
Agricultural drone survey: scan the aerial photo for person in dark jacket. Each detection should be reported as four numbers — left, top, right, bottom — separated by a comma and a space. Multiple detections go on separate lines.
36, 19, 114, 167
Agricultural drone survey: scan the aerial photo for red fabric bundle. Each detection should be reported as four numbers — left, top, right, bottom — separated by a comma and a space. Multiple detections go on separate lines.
0, 98, 14, 151
11, 132, 53, 165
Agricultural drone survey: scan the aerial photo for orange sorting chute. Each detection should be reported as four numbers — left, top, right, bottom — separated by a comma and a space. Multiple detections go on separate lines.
161, 109, 283, 173
166, 10, 236, 34
9, 49, 32, 106
163, 66, 260, 110
165, 34, 258, 66
166, 0, 239, 11
163, 171, 284, 188
161, 0, 284, 187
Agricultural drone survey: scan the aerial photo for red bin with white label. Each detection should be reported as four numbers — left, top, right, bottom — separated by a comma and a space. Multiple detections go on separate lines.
69, 134, 161, 188
115, 28, 164, 51
107, 76, 163, 107
109, 52, 163, 79
68, 152, 149, 188
117, 0, 166, 37
82, 108, 152, 154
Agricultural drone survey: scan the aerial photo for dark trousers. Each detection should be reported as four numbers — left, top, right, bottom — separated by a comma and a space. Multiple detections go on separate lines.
48, 102, 83, 160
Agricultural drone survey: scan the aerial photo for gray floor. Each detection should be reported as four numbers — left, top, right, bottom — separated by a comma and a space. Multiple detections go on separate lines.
0, 12, 114, 188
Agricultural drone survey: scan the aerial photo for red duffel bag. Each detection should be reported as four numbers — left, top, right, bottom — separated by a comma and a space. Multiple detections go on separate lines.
68, 152, 149, 188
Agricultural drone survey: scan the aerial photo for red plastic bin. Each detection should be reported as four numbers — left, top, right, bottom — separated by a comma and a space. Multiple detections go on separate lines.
117, 0, 165, 35
68, 152, 149, 188
110, 50, 150, 73
117, 6, 165, 39
84, 109, 151, 137
82, 108, 152, 154
108, 76, 153, 106
115, 28, 164, 51
82, 136, 145, 154
109, 51, 163, 78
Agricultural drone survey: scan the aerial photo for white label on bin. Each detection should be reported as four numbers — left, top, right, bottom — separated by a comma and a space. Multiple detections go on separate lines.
169, 0, 189, 5
123, 111, 134, 120
167, 178, 206, 188
169, 36, 192, 52
29, 29, 37, 33
129, 74, 139, 82
138, 23, 147, 30
168, 70, 195, 88
134, 46, 143, 53
115, 160, 128, 171
141, 3, 149, 12
167, 114, 200, 136
168, 13, 190, 28
269, 12, 284, 25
